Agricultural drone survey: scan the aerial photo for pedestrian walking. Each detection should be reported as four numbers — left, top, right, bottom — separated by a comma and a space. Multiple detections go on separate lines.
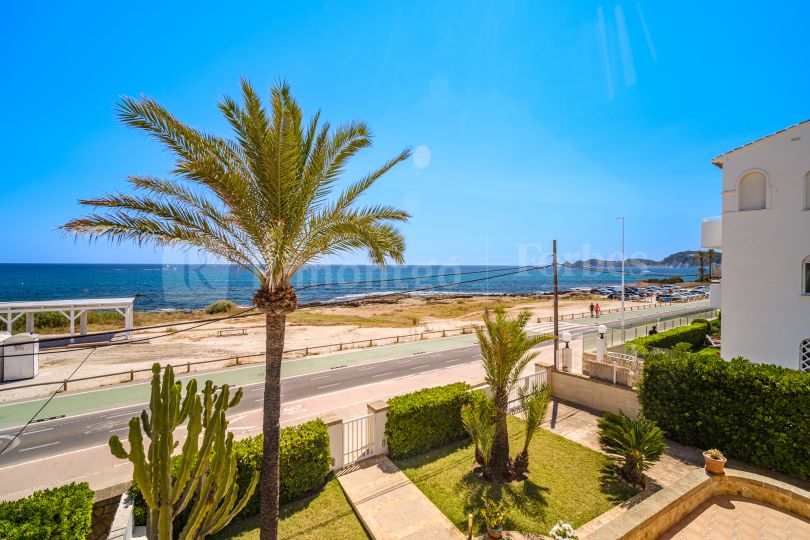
589, 303, 595, 318
594, 303, 601, 318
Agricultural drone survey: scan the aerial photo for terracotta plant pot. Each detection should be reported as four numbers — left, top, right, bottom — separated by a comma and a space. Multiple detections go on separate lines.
703, 452, 727, 475
486, 526, 503, 539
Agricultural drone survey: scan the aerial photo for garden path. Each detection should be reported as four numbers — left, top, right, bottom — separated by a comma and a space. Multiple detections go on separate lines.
337, 455, 466, 540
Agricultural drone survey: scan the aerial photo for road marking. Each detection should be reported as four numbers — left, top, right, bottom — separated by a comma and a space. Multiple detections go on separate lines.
317, 383, 341, 389
105, 411, 137, 419
110, 426, 130, 433
356, 366, 377, 371
309, 375, 329, 380
443, 358, 457, 363
19, 442, 60, 452
409, 365, 428, 370
371, 372, 394, 378
22, 427, 53, 435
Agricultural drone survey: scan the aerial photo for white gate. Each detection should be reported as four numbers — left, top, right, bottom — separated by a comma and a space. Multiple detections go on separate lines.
506, 370, 548, 412
342, 413, 374, 465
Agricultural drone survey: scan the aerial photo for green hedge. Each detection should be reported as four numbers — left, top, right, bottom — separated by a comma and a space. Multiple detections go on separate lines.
386, 382, 472, 458
638, 352, 810, 479
0, 483, 94, 539
233, 419, 331, 517
132, 419, 331, 528
626, 321, 710, 355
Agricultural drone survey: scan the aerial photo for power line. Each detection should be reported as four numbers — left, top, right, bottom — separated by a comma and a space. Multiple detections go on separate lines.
0, 347, 96, 457
561, 262, 699, 279
3, 265, 554, 354
295, 265, 540, 291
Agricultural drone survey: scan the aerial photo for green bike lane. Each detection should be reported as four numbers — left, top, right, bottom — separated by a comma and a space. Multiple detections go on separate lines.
0, 333, 477, 430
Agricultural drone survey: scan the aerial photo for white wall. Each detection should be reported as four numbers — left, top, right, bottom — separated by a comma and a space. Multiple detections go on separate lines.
714, 124, 810, 369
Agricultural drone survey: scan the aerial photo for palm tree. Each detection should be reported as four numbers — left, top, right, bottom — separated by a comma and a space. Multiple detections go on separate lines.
512, 383, 551, 476
707, 249, 716, 279
597, 411, 666, 486
61, 79, 411, 540
476, 309, 548, 482
460, 396, 496, 477
692, 251, 706, 281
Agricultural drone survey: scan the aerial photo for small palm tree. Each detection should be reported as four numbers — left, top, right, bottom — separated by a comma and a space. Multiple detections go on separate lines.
477, 309, 550, 482
61, 79, 411, 540
513, 383, 551, 476
692, 251, 707, 281
707, 249, 716, 278
461, 396, 496, 477
598, 411, 666, 485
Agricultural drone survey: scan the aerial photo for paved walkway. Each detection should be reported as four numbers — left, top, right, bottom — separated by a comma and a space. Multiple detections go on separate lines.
541, 399, 704, 537
337, 456, 466, 540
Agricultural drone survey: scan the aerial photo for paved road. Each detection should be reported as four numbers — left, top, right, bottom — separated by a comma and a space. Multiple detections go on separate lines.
0, 303, 710, 469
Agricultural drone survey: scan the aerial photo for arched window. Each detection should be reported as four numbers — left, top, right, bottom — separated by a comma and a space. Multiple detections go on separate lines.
801, 339, 810, 372
805, 172, 810, 210
738, 171, 767, 211
804, 256, 810, 295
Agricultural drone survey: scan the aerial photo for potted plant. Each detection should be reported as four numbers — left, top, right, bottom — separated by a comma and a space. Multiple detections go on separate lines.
480, 498, 508, 539
703, 448, 727, 475
549, 521, 578, 539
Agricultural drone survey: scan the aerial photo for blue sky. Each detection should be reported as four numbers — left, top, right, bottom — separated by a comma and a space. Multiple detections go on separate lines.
2, 1, 808, 265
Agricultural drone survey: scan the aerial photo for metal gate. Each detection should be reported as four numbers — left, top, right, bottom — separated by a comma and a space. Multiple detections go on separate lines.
506, 370, 548, 412
342, 413, 374, 465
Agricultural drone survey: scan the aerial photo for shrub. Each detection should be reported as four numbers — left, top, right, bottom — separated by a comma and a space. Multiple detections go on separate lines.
638, 352, 810, 479
205, 300, 237, 315
597, 411, 666, 485
626, 321, 710, 356
386, 382, 472, 458
0, 483, 93, 539
130, 419, 331, 528
234, 419, 331, 516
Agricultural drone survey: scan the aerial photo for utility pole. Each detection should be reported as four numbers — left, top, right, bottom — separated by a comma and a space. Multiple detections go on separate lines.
617, 217, 626, 342
553, 239, 559, 371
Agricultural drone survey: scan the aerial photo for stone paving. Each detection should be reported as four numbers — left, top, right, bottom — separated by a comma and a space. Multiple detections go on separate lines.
337, 455, 466, 540
658, 495, 810, 539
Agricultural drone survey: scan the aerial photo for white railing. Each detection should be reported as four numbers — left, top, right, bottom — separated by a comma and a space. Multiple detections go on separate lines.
342, 413, 373, 465
506, 370, 548, 412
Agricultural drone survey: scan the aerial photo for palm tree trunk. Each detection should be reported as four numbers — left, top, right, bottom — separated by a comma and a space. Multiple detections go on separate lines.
260, 312, 286, 540
489, 389, 511, 482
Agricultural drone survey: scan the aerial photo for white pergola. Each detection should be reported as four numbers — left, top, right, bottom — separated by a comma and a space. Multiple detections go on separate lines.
0, 297, 135, 339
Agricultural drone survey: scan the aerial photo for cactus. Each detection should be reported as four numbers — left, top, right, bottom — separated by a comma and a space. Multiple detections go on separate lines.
110, 363, 259, 540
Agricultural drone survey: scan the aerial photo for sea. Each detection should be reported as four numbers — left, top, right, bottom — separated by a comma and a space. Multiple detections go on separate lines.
0, 264, 696, 311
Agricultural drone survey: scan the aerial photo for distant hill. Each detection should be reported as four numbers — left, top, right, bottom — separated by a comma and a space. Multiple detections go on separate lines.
569, 250, 721, 269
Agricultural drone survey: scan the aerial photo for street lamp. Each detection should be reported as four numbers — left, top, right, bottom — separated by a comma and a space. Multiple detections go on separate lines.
597, 324, 607, 339
616, 217, 625, 342
561, 331, 572, 347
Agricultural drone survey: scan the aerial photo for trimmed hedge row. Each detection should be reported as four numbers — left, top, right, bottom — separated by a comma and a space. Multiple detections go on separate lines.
626, 321, 710, 355
638, 352, 810, 479
0, 483, 94, 539
385, 382, 472, 458
132, 419, 331, 528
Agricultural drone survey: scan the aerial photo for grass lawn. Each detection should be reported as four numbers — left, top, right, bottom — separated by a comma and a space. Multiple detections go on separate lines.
695, 346, 721, 357
211, 478, 368, 540
394, 416, 638, 536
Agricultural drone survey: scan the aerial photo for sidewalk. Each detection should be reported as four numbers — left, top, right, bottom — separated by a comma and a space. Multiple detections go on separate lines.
337, 456, 466, 540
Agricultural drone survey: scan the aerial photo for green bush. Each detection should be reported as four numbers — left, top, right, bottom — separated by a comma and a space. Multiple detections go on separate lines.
131, 419, 331, 528
0, 483, 94, 539
11, 311, 69, 332
645, 276, 683, 284
233, 419, 331, 517
205, 300, 237, 315
626, 321, 710, 356
638, 352, 810, 479
386, 382, 472, 458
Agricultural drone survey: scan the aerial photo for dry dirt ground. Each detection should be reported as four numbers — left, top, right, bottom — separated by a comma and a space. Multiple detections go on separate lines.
0, 294, 630, 401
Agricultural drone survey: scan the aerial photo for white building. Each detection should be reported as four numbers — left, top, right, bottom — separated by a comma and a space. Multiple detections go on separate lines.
701, 120, 810, 371
702, 120, 810, 371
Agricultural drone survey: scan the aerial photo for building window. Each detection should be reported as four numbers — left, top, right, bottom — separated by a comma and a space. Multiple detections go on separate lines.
805, 257, 810, 295
802, 339, 810, 372
805, 172, 810, 210
739, 171, 767, 211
